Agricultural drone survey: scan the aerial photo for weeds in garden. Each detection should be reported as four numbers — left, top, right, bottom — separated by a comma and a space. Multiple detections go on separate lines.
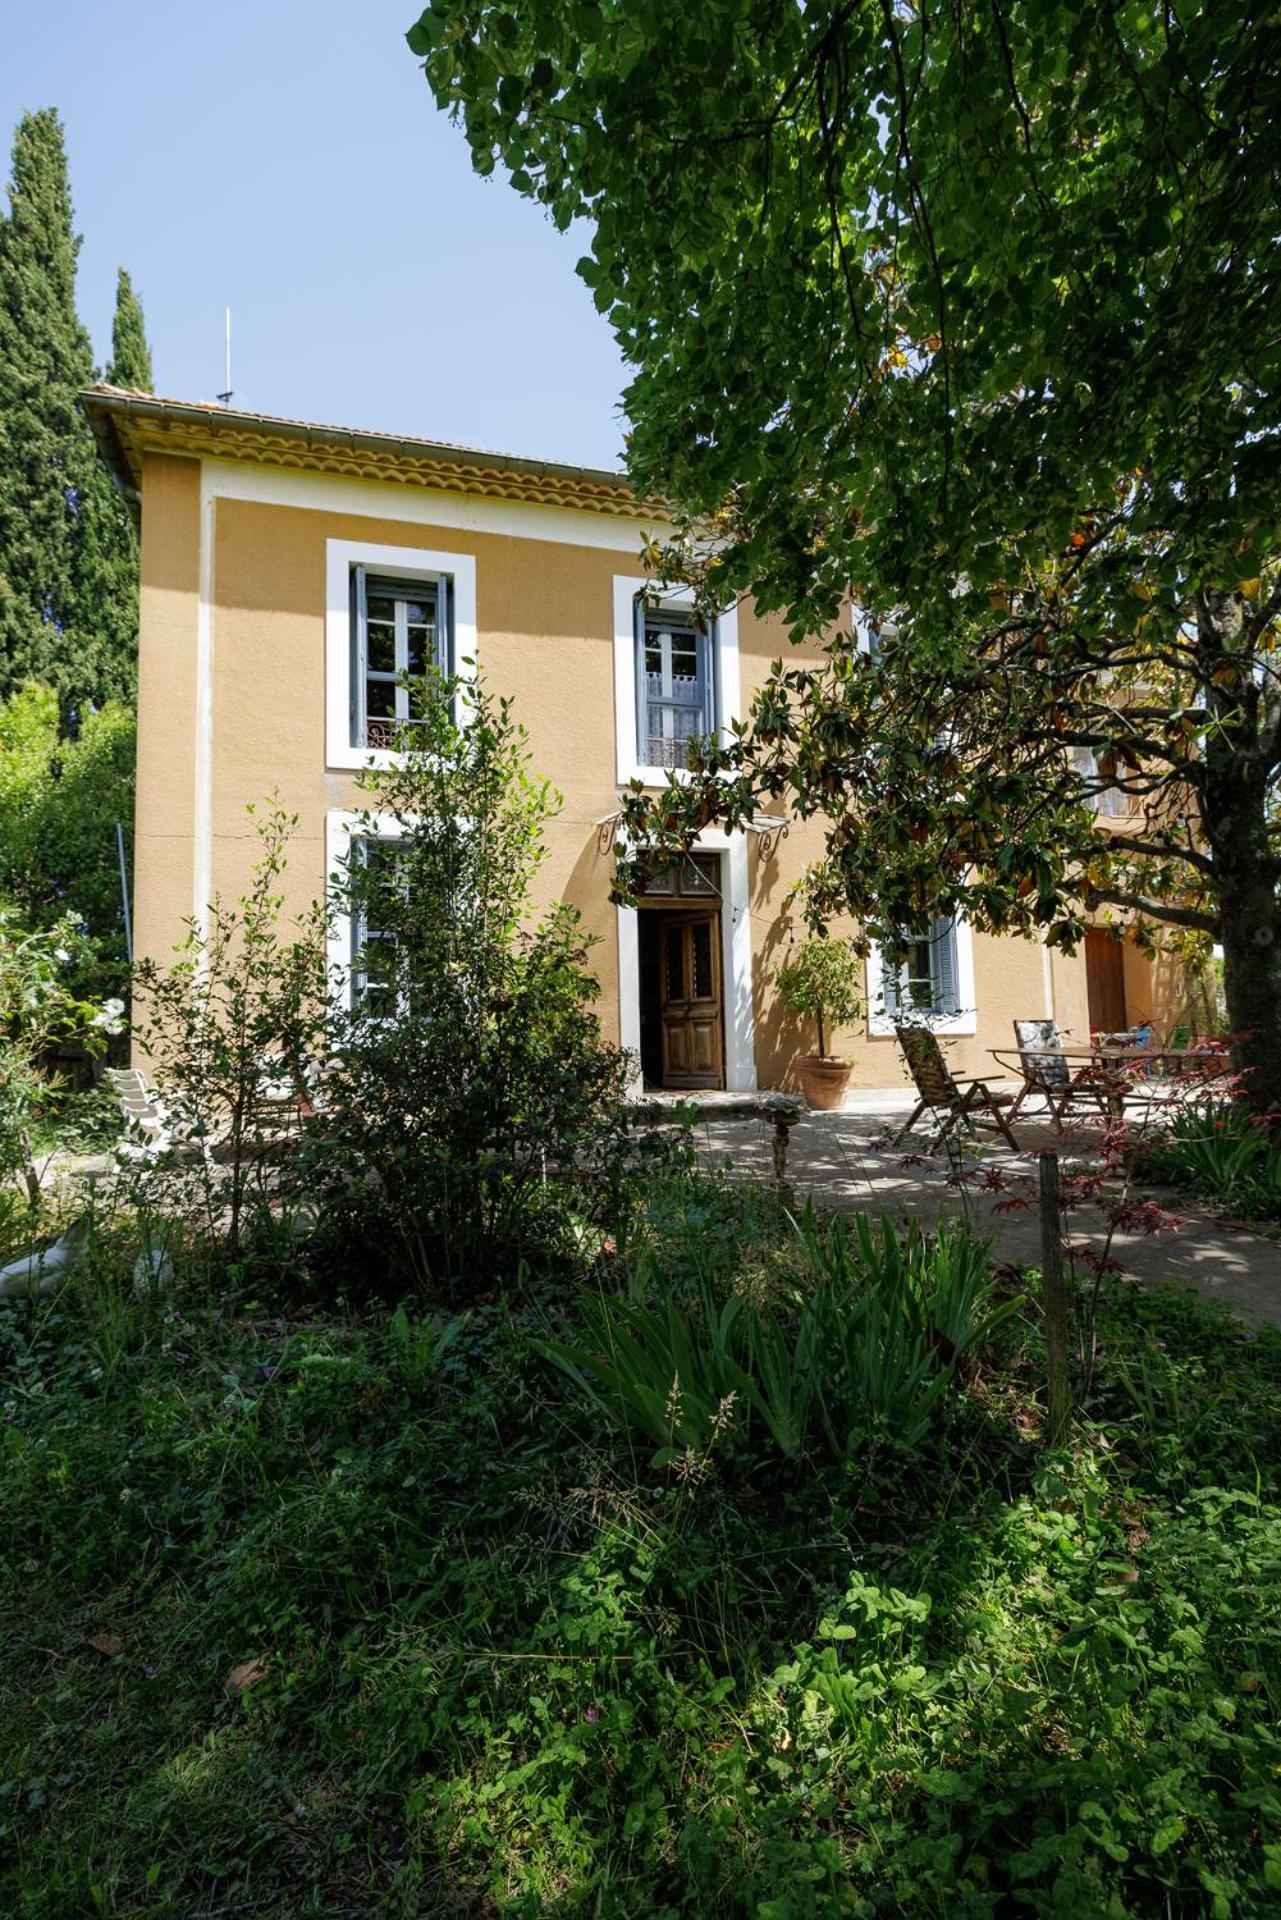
1, 1170, 1278, 1916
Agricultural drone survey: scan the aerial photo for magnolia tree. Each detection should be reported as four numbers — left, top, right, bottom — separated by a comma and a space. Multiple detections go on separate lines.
410, 0, 1281, 1106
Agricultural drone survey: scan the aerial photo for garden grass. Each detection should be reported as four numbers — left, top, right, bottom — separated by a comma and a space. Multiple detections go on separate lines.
1, 1180, 1279, 1917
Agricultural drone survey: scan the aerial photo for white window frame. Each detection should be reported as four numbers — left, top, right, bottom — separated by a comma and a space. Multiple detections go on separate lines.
612, 576, 740, 786
326, 538, 477, 772
866, 915, 976, 1037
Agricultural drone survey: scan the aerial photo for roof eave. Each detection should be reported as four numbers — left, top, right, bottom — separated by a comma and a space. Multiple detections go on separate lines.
78, 386, 656, 522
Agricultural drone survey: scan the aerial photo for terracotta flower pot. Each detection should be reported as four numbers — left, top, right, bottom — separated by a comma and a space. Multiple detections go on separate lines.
795, 1053, 853, 1111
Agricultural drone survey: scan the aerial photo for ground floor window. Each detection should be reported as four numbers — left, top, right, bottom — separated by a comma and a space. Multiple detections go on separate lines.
349, 835, 407, 1015
875, 916, 964, 1024
886, 919, 959, 1018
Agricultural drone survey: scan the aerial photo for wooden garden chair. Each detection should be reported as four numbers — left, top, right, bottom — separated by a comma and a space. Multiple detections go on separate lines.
893, 1023, 1022, 1150
1009, 1018, 1103, 1129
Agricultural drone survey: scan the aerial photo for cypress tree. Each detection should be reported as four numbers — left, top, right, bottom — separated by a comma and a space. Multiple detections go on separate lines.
0, 109, 138, 714
106, 266, 153, 390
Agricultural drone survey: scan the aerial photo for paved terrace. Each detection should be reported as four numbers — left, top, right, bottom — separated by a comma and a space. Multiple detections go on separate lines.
668, 1090, 1281, 1331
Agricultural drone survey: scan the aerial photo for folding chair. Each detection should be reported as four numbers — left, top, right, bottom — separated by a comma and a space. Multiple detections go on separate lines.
893, 1023, 1022, 1150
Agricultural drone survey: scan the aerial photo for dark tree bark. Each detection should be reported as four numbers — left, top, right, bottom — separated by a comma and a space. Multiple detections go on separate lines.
1198, 592, 1281, 1112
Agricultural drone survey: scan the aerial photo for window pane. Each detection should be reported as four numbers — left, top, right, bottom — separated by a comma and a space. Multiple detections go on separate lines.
401, 594, 435, 625
898, 932, 934, 1011
352, 840, 404, 1010
365, 678, 396, 719
680, 855, 718, 897
405, 618, 435, 677
359, 933, 395, 985
367, 593, 397, 626
670, 635, 699, 684
691, 920, 713, 999
640, 862, 677, 896
366, 621, 395, 674
664, 930, 685, 1001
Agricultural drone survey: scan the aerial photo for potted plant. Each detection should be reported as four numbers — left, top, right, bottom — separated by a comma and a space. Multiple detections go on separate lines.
773, 936, 865, 1110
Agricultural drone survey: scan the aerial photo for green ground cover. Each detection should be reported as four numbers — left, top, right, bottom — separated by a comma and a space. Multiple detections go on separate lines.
2, 1175, 1279, 1918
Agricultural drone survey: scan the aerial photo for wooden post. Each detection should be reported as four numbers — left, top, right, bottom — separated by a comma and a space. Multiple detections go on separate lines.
1039, 1151, 1071, 1445
771, 1112, 794, 1202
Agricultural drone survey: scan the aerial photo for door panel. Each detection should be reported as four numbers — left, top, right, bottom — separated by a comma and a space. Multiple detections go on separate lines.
1085, 929, 1128, 1035
659, 912, 724, 1089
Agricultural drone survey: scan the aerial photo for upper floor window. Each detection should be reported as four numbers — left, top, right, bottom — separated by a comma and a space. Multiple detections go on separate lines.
352, 568, 453, 751
1070, 744, 1139, 818
635, 602, 715, 772
881, 917, 960, 1021
612, 575, 739, 787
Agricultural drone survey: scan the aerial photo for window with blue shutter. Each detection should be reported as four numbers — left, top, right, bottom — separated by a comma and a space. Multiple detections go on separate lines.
883, 916, 961, 1020
930, 916, 959, 1015
351, 568, 453, 749
635, 599, 715, 770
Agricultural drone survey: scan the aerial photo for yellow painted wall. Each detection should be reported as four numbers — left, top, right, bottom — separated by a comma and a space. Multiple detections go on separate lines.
134, 454, 201, 970
133, 450, 1097, 1088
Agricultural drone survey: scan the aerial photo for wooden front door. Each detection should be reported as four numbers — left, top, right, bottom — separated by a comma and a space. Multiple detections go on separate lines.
659, 912, 724, 1089
1085, 929, 1127, 1035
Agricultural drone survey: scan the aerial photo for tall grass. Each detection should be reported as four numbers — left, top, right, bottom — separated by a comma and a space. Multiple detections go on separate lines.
539, 1207, 1023, 1469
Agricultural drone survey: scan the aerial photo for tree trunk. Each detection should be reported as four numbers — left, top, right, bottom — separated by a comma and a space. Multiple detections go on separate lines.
1198, 590, 1281, 1114
1215, 853, 1281, 1113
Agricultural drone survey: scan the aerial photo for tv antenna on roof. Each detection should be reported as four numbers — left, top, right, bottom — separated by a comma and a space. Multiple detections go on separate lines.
216, 307, 234, 406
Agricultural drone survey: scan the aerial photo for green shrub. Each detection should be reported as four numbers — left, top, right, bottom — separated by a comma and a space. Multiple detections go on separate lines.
0, 686, 135, 1001
1, 1204, 1277, 1917
1139, 1101, 1281, 1221
773, 935, 865, 1056
0, 903, 113, 1228
130, 800, 328, 1259
540, 1209, 1022, 1472
302, 676, 636, 1297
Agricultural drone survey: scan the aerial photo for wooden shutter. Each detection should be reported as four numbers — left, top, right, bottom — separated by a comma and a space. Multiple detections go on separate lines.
931, 917, 959, 1016
350, 565, 368, 747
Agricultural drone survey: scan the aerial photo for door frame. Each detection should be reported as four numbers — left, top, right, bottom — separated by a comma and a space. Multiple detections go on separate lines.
616, 831, 757, 1095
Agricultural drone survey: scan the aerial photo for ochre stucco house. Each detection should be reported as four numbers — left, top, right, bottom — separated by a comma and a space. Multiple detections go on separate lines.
83, 385, 1187, 1095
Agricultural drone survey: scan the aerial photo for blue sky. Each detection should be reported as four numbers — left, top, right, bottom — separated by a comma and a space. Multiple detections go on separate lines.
2, 0, 630, 469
